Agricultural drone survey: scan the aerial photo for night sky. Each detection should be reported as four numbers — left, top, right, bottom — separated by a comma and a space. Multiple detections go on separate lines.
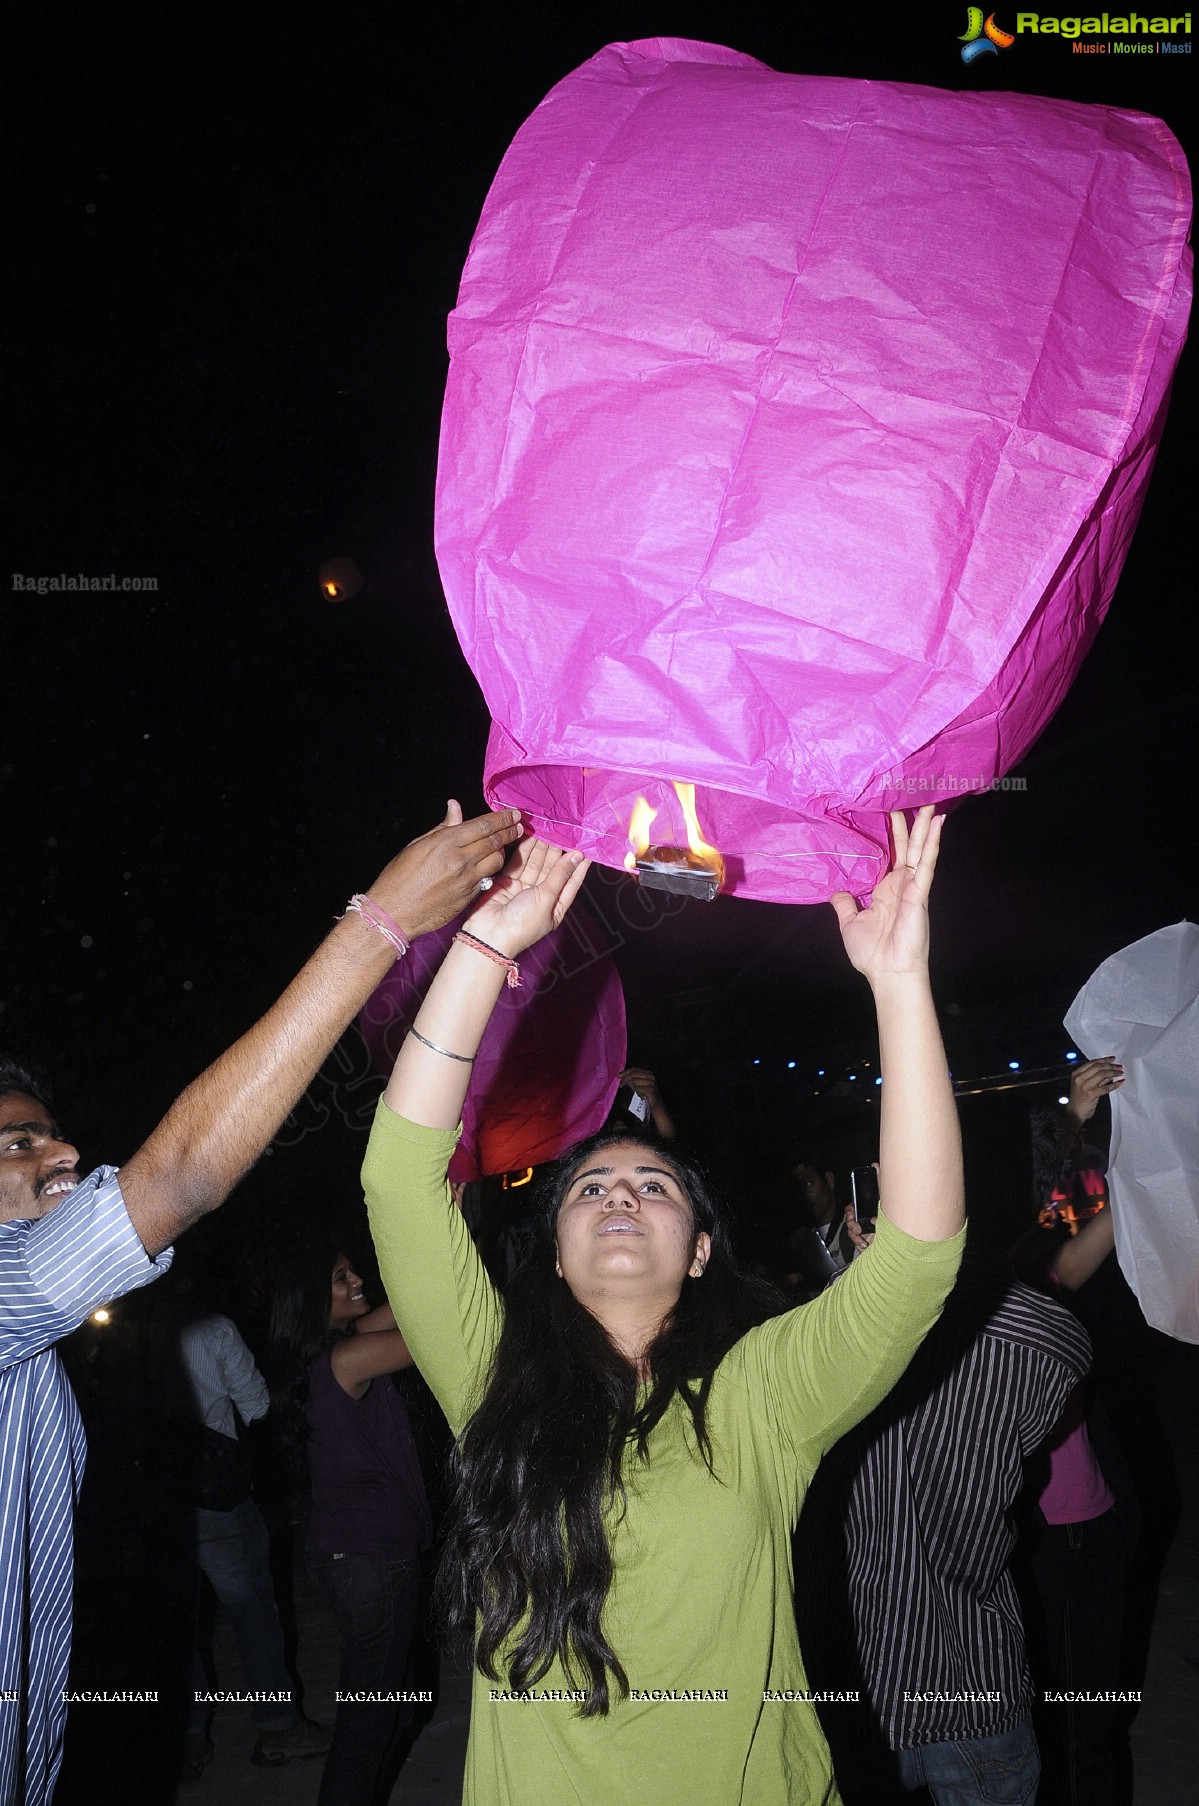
7, 4, 1196, 1212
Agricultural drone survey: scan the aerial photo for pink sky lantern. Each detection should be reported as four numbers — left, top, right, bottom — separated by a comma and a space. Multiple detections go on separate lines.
359, 899, 626, 1181
435, 37, 1191, 903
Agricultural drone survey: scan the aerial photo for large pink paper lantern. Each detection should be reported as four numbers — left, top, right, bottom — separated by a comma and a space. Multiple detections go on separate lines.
435, 38, 1191, 903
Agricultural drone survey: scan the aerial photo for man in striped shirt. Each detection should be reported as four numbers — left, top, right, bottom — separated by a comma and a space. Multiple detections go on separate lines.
797, 1258, 1091, 1806
0, 801, 521, 1805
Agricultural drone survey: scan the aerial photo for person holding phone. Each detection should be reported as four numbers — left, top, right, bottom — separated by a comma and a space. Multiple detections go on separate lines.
781, 1161, 854, 1294
360, 806, 963, 1806
847, 1164, 882, 1254
611, 1069, 676, 1141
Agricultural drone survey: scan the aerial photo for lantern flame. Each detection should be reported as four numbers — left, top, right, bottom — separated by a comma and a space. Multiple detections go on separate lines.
626, 784, 725, 898
672, 782, 720, 861
624, 795, 659, 870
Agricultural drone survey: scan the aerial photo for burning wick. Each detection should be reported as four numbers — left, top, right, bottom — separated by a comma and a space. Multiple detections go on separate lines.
624, 797, 659, 872
626, 784, 725, 901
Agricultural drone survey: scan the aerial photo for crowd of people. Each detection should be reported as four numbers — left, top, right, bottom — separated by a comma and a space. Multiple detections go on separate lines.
0, 802, 1180, 1806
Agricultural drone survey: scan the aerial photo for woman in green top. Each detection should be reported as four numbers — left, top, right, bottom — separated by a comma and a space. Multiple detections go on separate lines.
362, 805, 965, 1805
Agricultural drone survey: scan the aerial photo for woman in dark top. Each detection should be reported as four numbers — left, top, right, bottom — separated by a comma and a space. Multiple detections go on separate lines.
270, 1246, 431, 1806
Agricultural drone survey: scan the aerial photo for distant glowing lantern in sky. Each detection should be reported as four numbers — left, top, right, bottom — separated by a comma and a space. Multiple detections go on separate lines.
317, 556, 363, 603
434, 37, 1191, 904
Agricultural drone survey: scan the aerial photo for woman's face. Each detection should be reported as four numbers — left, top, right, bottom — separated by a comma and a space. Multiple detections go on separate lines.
329, 1254, 369, 1330
554, 1141, 709, 1304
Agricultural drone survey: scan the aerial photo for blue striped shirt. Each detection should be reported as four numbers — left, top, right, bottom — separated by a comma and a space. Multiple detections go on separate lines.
0, 1167, 171, 1805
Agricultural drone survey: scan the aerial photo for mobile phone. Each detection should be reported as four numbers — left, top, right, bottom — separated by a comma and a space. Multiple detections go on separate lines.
851, 1165, 880, 1230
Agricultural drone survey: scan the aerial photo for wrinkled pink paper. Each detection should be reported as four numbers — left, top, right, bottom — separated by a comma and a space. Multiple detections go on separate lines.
359, 900, 626, 1180
435, 37, 1191, 902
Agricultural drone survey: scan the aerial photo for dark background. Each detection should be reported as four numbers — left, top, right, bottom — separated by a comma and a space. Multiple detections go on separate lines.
5, 2, 1195, 1233
4, 8, 1193, 1796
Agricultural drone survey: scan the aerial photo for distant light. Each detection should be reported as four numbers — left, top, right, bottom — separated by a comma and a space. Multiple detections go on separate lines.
817, 1069, 825, 1077
787, 1060, 796, 1070
1058, 1095, 1069, 1105
1008, 1060, 1020, 1071
91, 1308, 111, 1326
1065, 1052, 1078, 1062
874, 1076, 883, 1087
753, 1058, 760, 1066
848, 1073, 857, 1081
317, 555, 364, 603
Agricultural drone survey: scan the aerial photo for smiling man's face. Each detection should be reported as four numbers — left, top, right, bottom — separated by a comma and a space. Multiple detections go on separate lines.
0, 1092, 81, 1223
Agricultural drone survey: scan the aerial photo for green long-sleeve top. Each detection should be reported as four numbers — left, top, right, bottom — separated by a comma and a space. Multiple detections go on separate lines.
363, 1102, 964, 1806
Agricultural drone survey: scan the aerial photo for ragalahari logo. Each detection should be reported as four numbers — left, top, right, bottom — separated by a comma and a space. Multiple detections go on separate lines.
959, 8, 1016, 59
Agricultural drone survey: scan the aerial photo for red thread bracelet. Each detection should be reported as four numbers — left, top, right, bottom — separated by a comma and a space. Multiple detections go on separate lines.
338, 893, 411, 960
453, 929, 521, 988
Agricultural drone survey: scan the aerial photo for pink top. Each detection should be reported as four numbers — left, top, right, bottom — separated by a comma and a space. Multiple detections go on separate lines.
1039, 1383, 1114, 1525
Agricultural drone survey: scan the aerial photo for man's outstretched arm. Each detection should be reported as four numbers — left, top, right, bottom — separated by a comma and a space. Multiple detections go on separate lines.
119, 802, 521, 1256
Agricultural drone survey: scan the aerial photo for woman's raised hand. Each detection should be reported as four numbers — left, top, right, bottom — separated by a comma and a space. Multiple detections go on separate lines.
466, 836, 591, 957
830, 806, 943, 986
385, 835, 590, 1132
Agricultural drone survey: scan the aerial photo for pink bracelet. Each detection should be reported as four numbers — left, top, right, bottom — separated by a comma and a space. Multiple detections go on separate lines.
338, 893, 411, 960
453, 929, 521, 988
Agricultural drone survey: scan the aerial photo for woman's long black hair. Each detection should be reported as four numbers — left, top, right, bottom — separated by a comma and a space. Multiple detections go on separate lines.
437, 1128, 788, 1715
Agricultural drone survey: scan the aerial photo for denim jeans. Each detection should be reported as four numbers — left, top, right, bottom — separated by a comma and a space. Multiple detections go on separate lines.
189, 1497, 297, 1731
308, 1548, 423, 1806
897, 1716, 1040, 1806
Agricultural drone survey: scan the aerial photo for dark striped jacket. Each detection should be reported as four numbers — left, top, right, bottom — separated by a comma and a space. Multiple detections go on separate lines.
797, 1265, 1090, 1751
